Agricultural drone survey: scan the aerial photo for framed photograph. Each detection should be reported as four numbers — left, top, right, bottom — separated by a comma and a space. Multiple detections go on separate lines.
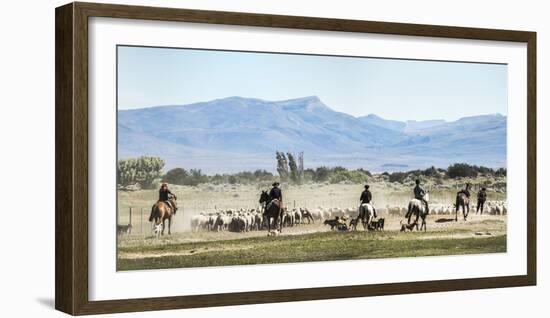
55, 2, 536, 315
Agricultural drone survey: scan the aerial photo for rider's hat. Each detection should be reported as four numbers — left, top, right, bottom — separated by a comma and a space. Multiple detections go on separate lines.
415, 179, 420, 184
272, 182, 280, 187
161, 182, 168, 186
482, 187, 487, 190
364, 184, 370, 189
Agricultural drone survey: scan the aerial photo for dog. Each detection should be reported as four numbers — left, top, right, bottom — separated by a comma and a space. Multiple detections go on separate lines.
117, 224, 132, 235
367, 220, 378, 231
375, 218, 385, 231
324, 217, 342, 230
153, 223, 163, 236
267, 229, 280, 237
400, 220, 417, 232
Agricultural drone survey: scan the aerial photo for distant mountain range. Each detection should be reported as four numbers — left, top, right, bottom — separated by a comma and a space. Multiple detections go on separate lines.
118, 96, 506, 173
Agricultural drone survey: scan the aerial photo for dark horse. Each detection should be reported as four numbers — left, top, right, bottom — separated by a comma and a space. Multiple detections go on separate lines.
455, 192, 470, 222
149, 197, 177, 235
259, 191, 283, 233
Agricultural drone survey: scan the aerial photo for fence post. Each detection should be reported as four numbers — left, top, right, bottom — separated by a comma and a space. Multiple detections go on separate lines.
129, 207, 132, 234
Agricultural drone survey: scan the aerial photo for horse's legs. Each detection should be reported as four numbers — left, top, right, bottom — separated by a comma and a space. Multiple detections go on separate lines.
465, 204, 469, 220
161, 219, 166, 235
455, 206, 459, 222
421, 216, 426, 231
168, 217, 172, 235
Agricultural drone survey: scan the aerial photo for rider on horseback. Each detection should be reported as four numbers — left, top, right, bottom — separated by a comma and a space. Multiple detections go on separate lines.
265, 182, 282, 213
159, 182, 177, 212
148, 183, 177, 223
360, 184, 377, 218
413, 179, 429, 214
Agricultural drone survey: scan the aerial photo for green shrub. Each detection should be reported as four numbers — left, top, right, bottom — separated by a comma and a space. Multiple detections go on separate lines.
117, 156, 164, 189
446, 163, 479, 178
164, 167, 188, 185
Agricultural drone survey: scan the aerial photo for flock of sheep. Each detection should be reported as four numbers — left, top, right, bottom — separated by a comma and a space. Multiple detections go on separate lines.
189, 200, 507, 233
190, 207, 317, 232
383, 200, 507, 216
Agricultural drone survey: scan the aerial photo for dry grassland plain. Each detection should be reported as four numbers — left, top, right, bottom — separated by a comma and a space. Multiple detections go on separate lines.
117, 176, 507, 270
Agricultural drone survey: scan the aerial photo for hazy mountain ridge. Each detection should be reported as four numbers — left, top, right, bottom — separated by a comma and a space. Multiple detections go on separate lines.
118, 96, 506, 173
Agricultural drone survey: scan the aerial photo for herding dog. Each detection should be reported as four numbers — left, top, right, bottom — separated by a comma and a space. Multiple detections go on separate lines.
368, 218, 385, 231
117, 224, 132, 235
376, 218, 385, 230
153, 223, 163, 236
324, 218, 341, 230
400, 220, 417, 232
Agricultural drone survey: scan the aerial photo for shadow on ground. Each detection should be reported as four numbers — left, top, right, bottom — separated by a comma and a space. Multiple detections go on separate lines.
435, 218, 455, 223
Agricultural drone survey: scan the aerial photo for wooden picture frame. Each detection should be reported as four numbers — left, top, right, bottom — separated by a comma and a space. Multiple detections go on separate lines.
55, 2, 536, 315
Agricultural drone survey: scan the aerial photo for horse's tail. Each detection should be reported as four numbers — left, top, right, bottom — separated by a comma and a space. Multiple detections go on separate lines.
455, 194, 461, 209
407, 201, 412, 217
149, 204, 155, 222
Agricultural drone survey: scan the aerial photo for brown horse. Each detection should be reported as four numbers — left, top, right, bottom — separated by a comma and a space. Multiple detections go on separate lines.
455, 193, 470, 221
149, 198, 177, 235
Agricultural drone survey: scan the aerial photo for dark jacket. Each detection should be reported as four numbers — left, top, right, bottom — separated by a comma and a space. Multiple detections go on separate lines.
360, 190, 372, 204
159, 188, 174, 201
269, 187, 282, 201
477, 190, 487, 201
414, 185, 426, 200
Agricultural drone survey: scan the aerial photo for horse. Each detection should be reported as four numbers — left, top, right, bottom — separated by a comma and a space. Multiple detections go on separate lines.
259, 191, 283, 233
405, 192, 429, 231
149, 198, 177, 235
455, 192, 470, 221
356, 203, 375, 231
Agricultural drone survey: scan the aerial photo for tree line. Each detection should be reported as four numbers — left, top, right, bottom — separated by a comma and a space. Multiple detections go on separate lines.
117, 155, 506, 189
385, 163, 507, 183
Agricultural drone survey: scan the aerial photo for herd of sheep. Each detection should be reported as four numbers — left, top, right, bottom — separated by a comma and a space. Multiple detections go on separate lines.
190, 207, 317, 232
189, 200, 507, 232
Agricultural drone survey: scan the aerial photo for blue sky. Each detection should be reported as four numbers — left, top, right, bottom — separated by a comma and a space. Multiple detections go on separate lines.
118, 46, 507, 121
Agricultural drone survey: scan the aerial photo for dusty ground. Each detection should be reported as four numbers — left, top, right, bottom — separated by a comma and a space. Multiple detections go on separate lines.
117, 214, 506, 270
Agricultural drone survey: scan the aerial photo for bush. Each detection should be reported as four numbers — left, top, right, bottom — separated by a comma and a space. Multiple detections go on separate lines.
185, 169, 208, 186
423, 166, 439, 177
446, 163, 479, 178
495, 168, 507, 177
163, 167, 208, 186
117, 156, 164, 189
164, 168, 188, 185
389, 172, 408, 183
313, 166, 331, 182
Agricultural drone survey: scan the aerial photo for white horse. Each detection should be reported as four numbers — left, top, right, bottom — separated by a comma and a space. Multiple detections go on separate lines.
357, 203, 375, 230
406, 192, 430, 231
